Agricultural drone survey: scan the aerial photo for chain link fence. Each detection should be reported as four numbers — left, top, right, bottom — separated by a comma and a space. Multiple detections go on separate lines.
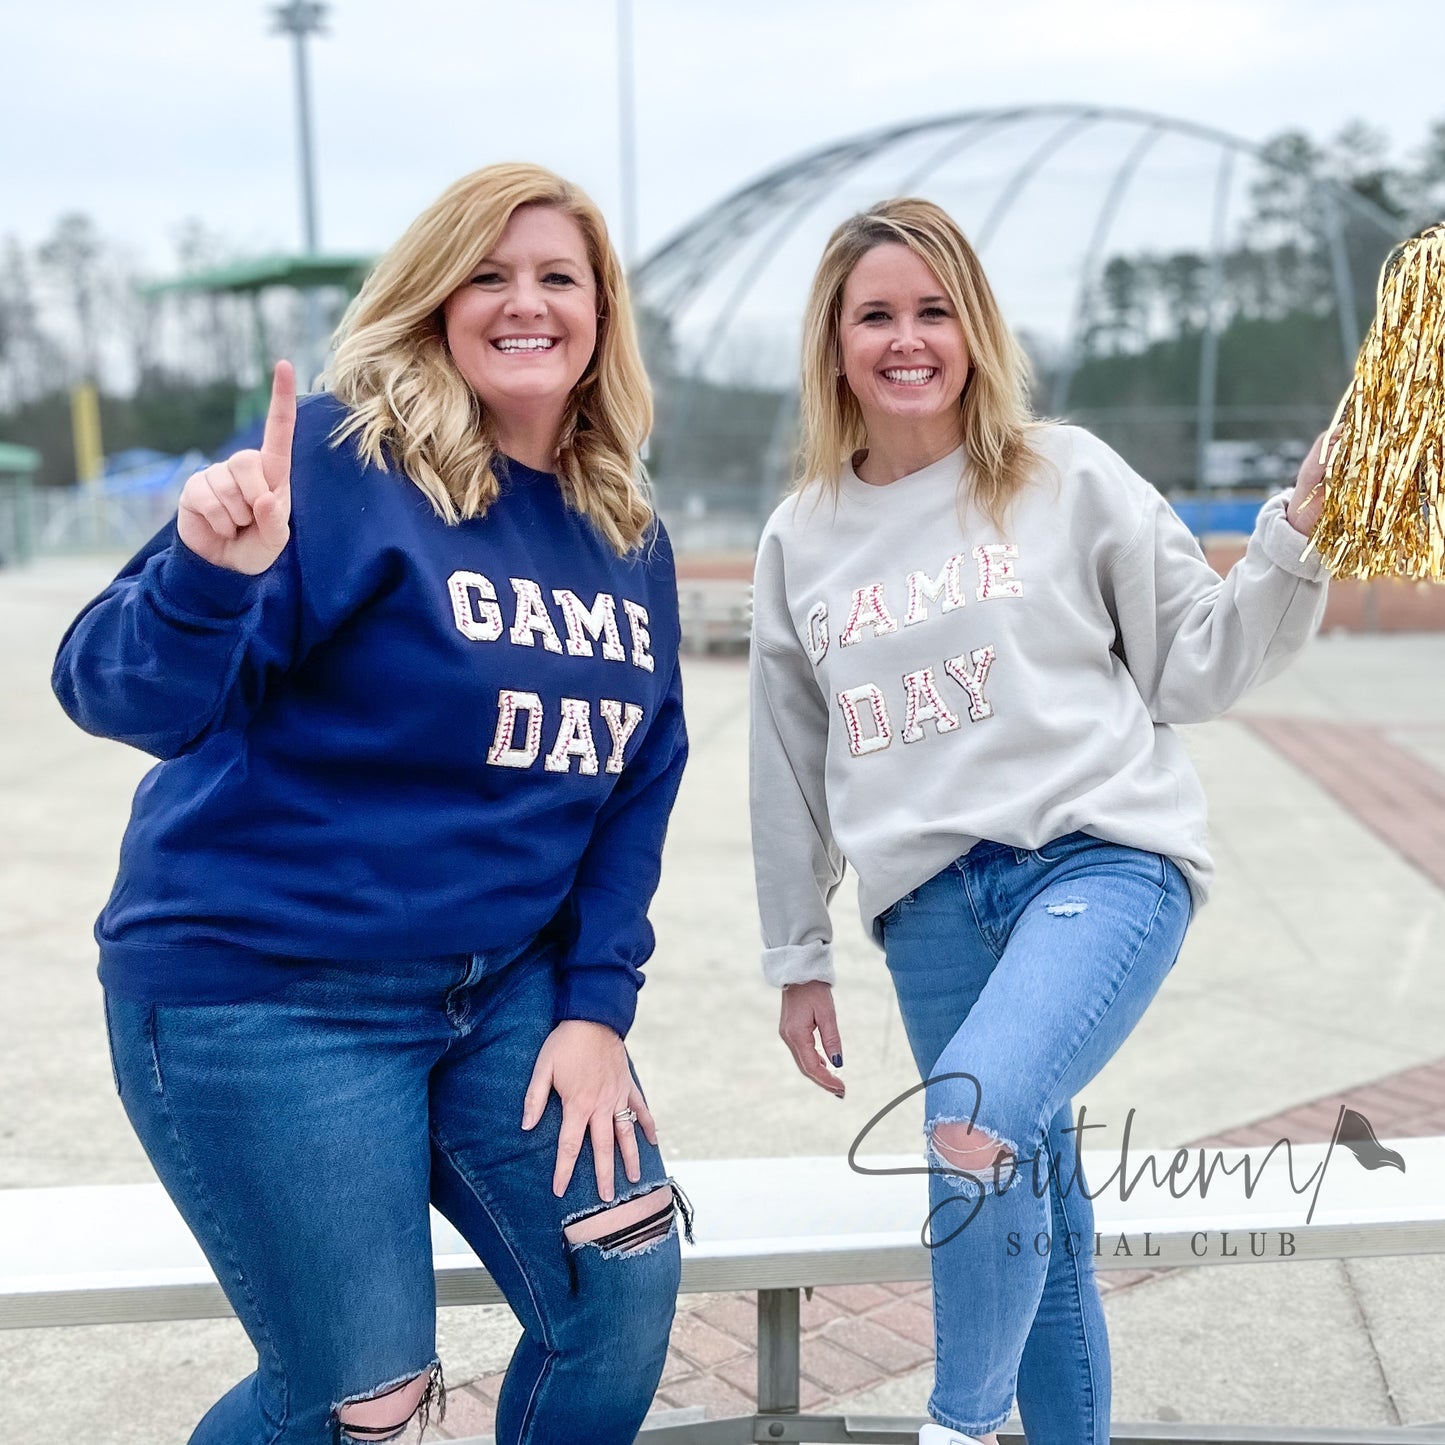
0, 458, 203, 567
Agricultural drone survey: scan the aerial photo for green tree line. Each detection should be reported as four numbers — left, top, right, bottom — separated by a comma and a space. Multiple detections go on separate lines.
1048, 120, 1445, 485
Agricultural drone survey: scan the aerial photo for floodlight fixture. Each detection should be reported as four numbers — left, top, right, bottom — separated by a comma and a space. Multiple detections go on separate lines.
272, 1, 328, 40
270, 1, 329, 253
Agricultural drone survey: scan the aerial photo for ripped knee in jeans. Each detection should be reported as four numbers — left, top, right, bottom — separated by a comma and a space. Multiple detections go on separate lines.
928, 1119, 1019, 1191
562, 1181, 694, 1291
563, 1182, 677, 1252
336, 1361, 444, 1443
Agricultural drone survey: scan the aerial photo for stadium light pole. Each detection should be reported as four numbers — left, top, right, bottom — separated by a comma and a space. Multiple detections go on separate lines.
617, 0, 638, 268
271, 0, 328, 388
272, 1, 328, 255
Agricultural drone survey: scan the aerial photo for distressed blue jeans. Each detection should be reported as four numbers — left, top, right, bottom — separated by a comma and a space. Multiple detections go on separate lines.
103, 938, 682, 1444
881, 832, 1191, 1442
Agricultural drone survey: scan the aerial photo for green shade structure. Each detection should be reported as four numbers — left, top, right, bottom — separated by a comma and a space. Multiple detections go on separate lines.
146, 254, 374, 428
143, 254, 371, 298
0, 442, 41, 476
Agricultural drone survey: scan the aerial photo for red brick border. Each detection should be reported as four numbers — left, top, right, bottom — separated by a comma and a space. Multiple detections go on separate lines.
1239, 715, 1445, 891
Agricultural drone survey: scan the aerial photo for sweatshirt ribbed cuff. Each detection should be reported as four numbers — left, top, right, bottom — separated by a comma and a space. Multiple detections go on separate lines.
158, 540, 265, 618
762, 941, 836, 988
1257, 492, 1330, 584
554, 966, 639, 1038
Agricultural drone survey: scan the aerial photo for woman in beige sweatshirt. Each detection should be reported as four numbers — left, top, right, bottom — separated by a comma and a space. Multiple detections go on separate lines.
749, 197, 1330, 1445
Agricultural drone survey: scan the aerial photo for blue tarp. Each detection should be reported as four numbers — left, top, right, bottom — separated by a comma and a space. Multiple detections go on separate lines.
1168, 496, 1265, 536
97, 449, 209, 496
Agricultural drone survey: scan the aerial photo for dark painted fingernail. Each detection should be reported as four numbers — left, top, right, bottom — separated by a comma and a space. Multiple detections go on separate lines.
831, 1053, 844, 1068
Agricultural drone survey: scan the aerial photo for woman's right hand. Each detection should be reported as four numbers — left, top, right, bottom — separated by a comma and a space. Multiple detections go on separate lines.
779, 980, 845, 1098
177, 361, 295, 575
1284, 426, 1338, 537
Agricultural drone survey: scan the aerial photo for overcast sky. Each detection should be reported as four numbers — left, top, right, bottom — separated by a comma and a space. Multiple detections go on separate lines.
5, 0, 1444, 276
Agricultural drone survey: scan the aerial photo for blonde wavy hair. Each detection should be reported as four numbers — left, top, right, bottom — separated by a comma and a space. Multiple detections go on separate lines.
798, 197, 1038, 523
327, 163, 653, 554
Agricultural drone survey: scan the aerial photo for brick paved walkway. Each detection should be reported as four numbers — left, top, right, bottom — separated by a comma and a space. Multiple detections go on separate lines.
1241, 716, 1445, 891
433, 714, 1445, 1440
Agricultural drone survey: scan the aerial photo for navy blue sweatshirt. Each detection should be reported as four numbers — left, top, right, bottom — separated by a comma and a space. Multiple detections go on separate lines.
53, 394, 687, 1034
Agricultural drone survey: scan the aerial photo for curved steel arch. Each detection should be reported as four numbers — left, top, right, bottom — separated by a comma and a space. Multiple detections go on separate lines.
636, 104, 1405, 512
633, 103, 1401, 314
1050, 121, 1166, 415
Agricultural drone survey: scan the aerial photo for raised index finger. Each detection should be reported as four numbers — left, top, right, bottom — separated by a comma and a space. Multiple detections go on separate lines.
260, 360, 297, 490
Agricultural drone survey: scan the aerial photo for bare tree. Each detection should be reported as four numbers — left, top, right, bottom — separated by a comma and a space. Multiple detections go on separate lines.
1153, 251, 1208, 334
1093, 256, 1148, 355
171, 219, 250, 385
1327, 120, 1408, 220
1404, 119, 1445, 230
37, 213, 104, 383
0, 239, 65, 409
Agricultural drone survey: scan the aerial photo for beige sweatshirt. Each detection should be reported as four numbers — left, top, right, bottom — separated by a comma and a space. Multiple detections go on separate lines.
749, 424, 1329, 987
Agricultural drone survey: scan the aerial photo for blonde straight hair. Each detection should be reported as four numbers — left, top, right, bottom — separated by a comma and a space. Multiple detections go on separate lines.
327, 163, 654, 554
798, 198, 1038, 523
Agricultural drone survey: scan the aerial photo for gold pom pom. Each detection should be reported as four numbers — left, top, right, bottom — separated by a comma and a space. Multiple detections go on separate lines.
1309, 222, 1445, 581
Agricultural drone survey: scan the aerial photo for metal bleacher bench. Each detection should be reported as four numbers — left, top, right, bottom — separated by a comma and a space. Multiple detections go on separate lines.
676, 579, 752, 654
5, 1142, 1445, 1445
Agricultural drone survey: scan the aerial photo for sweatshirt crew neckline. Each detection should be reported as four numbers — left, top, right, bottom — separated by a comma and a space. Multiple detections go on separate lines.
496, 454, 558, 487
837, 445, 968, 506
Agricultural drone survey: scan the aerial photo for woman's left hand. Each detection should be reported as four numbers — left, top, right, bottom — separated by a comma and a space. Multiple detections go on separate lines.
1285, 429, 1335, 537
522, 1019, 658, 1200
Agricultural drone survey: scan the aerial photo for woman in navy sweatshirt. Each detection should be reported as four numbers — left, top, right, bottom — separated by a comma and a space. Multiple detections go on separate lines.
53, 163, 688, 1445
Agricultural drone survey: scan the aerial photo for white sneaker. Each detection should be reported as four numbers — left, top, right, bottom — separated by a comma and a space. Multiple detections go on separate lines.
919, 1425, 985, 1445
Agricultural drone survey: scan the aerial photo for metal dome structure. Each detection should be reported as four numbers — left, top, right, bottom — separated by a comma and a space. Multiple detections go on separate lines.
630, 105, 1403, 544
